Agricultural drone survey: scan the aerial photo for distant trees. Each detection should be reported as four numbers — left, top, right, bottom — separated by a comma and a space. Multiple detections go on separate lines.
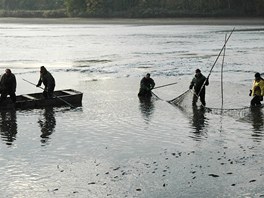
0, 0, 263, 17
0, 0, 64, 10
0, 0, 65, 17
64, 0, 264, 17
64, 0, 86, 16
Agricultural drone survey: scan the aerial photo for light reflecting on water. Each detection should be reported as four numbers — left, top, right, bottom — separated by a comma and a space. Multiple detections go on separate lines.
0, 21, 263, 197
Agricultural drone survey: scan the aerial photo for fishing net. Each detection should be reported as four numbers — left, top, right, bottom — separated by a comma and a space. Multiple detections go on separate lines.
168, 90, 201, 109
205, 106, 251, 119
167, 28, 260, 119
168, 90, 190, 105
167, 84, 263, 120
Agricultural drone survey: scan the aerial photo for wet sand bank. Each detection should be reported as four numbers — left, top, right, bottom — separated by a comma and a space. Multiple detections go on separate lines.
0, 17, 264, 25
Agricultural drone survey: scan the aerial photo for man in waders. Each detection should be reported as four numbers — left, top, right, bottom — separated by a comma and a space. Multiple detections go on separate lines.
189, 69, 209, 106
249, 72, 264, 107
138, 73, 155, 97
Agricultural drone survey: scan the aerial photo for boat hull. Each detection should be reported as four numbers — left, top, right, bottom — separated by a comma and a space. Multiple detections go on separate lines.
0, 89, 83, 110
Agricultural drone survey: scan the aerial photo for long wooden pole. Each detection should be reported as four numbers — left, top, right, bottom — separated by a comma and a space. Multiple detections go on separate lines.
153, 82, 178, 89
206, 28, 235, 80
221, 34, 227, 109
198, 28, 235, 97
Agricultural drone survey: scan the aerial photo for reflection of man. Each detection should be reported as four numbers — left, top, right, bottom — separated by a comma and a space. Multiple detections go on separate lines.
250, 106, 264, 134
192, 105, 206, 134
38, 108, 56, 141
139, 96, 155, 123
0, 111, 17, 145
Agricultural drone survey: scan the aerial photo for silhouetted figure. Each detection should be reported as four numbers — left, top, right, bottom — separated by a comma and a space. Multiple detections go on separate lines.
36, 66, 55, 99
189, 69, 209, 106
0, 69, 16, 104
0, 111, 17, 146
138, 73, 155, 97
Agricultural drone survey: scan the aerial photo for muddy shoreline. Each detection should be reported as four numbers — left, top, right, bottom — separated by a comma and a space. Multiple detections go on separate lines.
0, 17, 264, 25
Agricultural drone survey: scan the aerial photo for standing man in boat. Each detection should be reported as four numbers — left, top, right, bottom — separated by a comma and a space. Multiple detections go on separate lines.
36, 66, 55, 99
189, 69, 209, 106
0, 69, 17, 103
249, 72, 264, 107
138, 73, 155, 97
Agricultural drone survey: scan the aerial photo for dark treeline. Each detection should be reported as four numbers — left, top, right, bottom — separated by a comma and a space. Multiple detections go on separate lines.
0, 0, 263, 18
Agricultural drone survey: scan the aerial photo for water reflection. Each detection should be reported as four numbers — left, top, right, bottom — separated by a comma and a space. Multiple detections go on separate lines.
0, 110, 17, 146
190, 105, 208, 140
139, 96, 155, 123
250, 107, 264, 141
38, 107, 56, 145
173, 104, 208, 141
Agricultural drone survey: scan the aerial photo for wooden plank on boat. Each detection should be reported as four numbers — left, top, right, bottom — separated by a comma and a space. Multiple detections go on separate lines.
22, 94, 37, 100
61, 90, 77, 95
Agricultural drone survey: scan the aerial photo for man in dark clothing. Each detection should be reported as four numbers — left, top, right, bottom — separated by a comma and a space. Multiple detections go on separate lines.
36, 66, 55, 98
0, 69, 17, 103
138, 73, 155, 97
189, 69, 209, 106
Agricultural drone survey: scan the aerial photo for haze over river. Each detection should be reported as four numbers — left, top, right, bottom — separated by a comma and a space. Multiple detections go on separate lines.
0, 18, 263, 197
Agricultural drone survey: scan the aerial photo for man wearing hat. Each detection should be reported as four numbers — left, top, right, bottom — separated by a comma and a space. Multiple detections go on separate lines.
36, 66, 55, 99
138, 73, 155, 97
0, 69, 17, 103
189, 69, 209, 106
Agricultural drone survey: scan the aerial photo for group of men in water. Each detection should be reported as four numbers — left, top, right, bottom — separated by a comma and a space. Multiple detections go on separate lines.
0, 66, 262, 107
138, 69, 264, 107
0, 66, 55, 104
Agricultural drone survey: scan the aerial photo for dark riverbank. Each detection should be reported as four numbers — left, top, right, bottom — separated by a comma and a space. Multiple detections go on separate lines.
0, 17, 264, 25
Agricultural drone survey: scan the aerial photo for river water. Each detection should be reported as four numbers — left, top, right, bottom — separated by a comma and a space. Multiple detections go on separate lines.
0, 19, 263, 197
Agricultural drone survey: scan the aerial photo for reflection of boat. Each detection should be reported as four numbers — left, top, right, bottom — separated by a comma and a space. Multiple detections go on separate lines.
0, 89, 83, 110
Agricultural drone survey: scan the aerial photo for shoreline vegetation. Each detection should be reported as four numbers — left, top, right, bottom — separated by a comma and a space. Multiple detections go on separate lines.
0, 17, 264, 25
0, 1, 263, 19
0, 1, 263, 25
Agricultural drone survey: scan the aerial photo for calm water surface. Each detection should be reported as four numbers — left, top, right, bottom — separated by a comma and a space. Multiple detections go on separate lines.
0, 20, 263, 197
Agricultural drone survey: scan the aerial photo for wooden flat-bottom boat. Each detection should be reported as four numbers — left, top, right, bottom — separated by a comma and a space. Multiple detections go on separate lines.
0, 89, 83, 110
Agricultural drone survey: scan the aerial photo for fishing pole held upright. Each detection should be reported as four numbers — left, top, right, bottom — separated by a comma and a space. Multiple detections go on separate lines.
197, 28, 235, 97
